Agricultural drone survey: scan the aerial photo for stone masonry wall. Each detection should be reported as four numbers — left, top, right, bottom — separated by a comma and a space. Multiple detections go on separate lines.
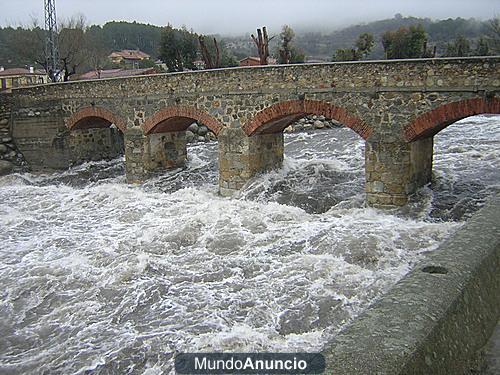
218, 128, 283, 196
68, 128, 124, 163
144, 131, 187, 171
0, 93, 27, 175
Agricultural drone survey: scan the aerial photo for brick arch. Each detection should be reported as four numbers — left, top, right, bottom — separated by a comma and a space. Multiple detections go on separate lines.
404, 97, 500, 142
242, 99, 372, 139
142, 106, 223, 135
66, 106, 127, 133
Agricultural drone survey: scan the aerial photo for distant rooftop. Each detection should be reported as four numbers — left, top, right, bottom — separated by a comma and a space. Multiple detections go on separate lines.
0, 67, 47, 76
74, 67, 157, 80
108, 49, 150, 60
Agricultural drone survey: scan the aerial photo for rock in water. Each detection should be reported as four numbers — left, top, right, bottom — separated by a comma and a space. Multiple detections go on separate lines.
314, 120, 325, 129
198, 125, 208, 136
185, 130, 195, 143
187, 122, 199, 133
0, 160, 13, 176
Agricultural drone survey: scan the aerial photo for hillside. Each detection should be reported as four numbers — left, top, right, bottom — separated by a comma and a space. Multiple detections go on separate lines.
0, 15, 496, 70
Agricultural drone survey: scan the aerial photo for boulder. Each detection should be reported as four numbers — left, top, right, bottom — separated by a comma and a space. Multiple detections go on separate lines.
187, 122, 199, 133
0, 160, 13, 176
185, 130, 195, 143
331, 119, 343, 128
0, 144, 7, 154
198, 125, 208, 136
314, 120, 325, 129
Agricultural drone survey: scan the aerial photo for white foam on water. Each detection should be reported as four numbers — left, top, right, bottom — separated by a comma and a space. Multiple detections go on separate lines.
0, 116, 498, 374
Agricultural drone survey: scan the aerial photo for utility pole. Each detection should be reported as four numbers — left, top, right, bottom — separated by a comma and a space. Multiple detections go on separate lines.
44, 0, 59, 81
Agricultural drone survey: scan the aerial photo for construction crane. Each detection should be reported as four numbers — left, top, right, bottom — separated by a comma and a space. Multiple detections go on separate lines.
44, 0, 59, 81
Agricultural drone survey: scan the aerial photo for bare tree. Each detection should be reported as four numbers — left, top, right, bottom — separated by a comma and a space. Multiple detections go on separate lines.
7, 14, 88, 81
58, 14, 87, 81
251, 27, 271, 65
488, 16, 500, 54
198, 35, 221, 69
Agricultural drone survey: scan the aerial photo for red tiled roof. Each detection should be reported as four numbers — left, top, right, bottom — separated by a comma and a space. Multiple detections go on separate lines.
74, 68, 157, 80
108, 49, 150, 60
0, 68, 46, 76
239, 57, 261, 62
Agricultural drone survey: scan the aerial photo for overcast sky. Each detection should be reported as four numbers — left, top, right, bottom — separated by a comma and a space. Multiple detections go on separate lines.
1, 0, 499, 35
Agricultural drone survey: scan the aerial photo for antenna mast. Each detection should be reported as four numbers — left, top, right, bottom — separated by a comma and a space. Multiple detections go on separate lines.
44, 0, 59, 80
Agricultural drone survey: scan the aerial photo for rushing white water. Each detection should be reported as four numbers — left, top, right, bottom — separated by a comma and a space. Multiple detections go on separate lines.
0, 115, 498, 374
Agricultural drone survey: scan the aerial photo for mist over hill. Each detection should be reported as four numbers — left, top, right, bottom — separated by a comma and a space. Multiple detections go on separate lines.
0, 14, 496, 69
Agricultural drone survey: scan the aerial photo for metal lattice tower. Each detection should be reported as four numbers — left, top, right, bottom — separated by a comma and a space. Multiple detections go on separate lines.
44, 0, 59, 80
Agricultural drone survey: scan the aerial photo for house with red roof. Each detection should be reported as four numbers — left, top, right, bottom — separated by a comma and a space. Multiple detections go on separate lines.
108, 49, 151, 67
0, 67, 49, 91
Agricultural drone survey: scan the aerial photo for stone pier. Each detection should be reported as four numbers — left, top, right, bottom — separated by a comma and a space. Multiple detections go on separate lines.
125, 128, 187, 183
68, 127, 123, 162
218, 128, 283, 196
365, 138, 433, 207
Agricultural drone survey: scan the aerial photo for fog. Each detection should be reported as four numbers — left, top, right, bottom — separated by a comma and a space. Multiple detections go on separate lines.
1, 0, 498, 35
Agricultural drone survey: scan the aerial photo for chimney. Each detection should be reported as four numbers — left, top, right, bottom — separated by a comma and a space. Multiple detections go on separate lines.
29, 66, 34, 73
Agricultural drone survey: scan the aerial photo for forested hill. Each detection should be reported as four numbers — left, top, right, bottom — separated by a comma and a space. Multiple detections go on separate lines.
294, 15, 491, 59
0, 15, 496, 69
92, 21, 162, 57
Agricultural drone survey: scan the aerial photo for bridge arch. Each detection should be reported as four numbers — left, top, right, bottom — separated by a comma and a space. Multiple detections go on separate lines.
403, 97, 500, 142
242, 99, 372, 139
66, 106, 127, 133
142, 106, 223, 135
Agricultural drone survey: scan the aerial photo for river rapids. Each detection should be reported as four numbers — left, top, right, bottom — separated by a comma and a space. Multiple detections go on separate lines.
0, 115, 499, 374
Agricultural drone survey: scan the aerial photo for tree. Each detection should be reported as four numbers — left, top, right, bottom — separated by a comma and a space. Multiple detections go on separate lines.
200, 36, 238, 68
58, 14, 88, 81
445, 35, 471, 57
199, 35, 220, 69
84, 25, 112, 76
382, 24, 430, 59
475, 37, 490, 56
334, 48, 359, 62
251, 27, 271, 65
333, 32, 374, 61
7, 24, 46, 72
159, 25, 198, 72
277, 25, 304, 64
6, 15, 88, 81
487, 16, 500, 54
355, 32, 374, 58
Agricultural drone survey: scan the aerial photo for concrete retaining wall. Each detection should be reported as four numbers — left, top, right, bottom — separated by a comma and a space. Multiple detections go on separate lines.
323, 194, 500, 374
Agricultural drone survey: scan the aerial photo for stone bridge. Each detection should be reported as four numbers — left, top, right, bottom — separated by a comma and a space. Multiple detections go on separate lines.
2, 56, 499, 206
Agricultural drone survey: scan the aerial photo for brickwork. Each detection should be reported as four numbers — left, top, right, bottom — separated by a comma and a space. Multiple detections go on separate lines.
243, 99, 372, 139
4, 57, 500, 206
404, 97, 500, 141
142, 105, 223, 135
66, 106, 127, 133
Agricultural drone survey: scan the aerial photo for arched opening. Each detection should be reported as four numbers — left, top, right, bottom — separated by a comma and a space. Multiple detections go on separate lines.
65, 106, 126, 164
139, 106, 222, 185
232, 100, 371, 212
243, 99, 372, 139
403, 98, 500, 219
404, 97, 500, 142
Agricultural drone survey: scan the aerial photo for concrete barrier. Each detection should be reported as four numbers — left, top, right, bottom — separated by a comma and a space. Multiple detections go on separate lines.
323, 194, 500, 374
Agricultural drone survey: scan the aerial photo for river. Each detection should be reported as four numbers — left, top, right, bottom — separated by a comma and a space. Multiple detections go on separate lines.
0, 115, 498, 374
